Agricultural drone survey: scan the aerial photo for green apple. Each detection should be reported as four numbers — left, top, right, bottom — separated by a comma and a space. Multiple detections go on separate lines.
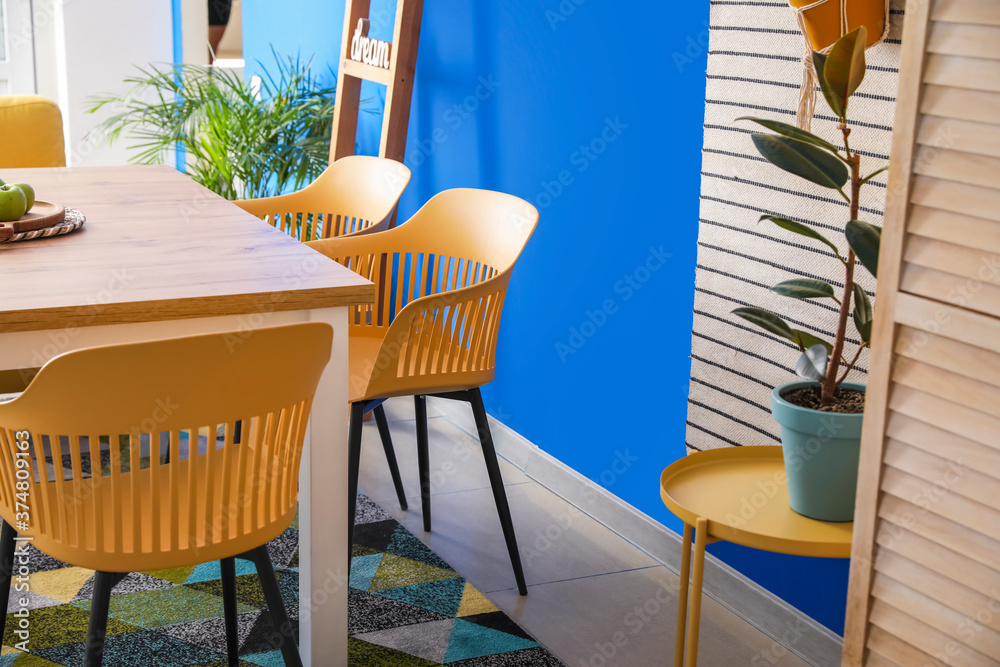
0, 185, 27, 222
12, 183, 35, 212
12, 184, 34, 212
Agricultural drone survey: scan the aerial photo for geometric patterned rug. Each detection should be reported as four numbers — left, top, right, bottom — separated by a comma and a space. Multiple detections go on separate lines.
0, 494, 563, 666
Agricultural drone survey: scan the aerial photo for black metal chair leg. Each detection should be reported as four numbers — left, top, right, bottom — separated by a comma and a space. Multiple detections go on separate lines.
83, 571, 126, 667
469, 388, 528, 595
220, 557, 239, 666
0, 521, 16, 640
373, 404, 408, 511
348, 401, 365, 567
246, 546, 302, 667
414, 395, 432, 532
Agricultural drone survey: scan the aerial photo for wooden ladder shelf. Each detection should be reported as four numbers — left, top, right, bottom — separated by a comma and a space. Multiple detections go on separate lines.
330, 0, 425, 164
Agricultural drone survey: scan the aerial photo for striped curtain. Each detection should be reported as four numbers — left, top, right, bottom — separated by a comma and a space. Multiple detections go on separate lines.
686, 0, 905, 452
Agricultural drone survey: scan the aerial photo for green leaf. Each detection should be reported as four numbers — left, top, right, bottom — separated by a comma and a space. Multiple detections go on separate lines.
732, 307, 795, 342
792, 331, 833, 354
737, 117, 840, 154
813, 52, 845, 119
860, 165, 889, 185
771, 279, 838, 301
751, 134, 850, 189
796, 344, 830, 381
759, 215, 843, 259
853, 284, 874, 344
846, 220, 882, 278
824, 27, 868, 116
855, 319, 873, 345
853, 284, 873, 323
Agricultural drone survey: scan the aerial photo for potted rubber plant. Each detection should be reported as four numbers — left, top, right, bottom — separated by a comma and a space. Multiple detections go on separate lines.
732, 27, 884, 521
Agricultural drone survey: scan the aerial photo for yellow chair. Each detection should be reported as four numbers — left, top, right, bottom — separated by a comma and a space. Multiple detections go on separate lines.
308, 188, 539, 595
0, 323, 333, 666
0, 95, 66, 168
234, 155, 411, 240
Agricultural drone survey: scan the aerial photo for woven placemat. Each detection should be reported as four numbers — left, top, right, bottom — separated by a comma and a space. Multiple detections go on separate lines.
1, 208, 86, 244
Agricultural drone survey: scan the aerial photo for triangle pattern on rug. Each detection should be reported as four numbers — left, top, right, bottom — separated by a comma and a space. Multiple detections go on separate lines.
350, 553, 384, 592
0, 493, 562, 666
373, 576, 467, 618
443, 618, 540, 664
348, 637, 442, 667
369, 553, 461, 592
385, 525, 452, 570
354, 617, 455, 664
456, 582, 499, 617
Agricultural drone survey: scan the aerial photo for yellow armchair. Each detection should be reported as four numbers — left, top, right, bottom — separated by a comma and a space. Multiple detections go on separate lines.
0, 95, 66, 168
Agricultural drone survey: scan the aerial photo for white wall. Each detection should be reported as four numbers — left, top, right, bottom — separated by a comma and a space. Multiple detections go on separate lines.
34, 0, 173, 167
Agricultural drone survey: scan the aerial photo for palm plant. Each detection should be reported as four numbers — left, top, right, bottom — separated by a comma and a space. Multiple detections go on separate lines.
88, 53, 337, 201
732, 27, 884, 408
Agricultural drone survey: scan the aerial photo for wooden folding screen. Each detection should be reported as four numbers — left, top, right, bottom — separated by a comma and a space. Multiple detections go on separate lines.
843, 1, 1000, 665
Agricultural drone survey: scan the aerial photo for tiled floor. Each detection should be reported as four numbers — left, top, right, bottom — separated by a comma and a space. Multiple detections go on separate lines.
359, 398, 810, 667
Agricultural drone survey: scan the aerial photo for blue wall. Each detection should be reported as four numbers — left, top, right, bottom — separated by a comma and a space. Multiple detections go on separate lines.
243, 0, 849, 635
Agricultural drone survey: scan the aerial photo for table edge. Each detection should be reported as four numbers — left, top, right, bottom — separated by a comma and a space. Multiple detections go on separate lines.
0, 284, 375, 333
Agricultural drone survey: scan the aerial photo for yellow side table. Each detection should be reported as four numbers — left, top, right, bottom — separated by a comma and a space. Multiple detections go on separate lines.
660, 447, 853, 667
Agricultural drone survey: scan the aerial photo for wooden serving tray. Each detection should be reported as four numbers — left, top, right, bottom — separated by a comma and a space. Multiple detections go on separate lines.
0, 202, 65, 240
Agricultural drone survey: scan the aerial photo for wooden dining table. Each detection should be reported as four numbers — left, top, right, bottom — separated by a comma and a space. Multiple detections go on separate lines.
0, 165, 374, 665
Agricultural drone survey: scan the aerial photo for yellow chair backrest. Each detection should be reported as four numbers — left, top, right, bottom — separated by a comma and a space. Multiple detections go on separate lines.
0, 323, 332, 571
234, 155, 411, 240
0, 95, 66, 168
309, 188, 539, 399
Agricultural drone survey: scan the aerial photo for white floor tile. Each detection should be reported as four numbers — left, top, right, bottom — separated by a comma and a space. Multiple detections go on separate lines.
363, 480, 659, 594
357, 409, 531, 509
357, 401, 816, 667
490, 567, 810, 667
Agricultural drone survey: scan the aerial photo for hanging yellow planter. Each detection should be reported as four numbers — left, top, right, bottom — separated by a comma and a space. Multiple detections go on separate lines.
789, 0, 887, 51
788, 0, 890, 130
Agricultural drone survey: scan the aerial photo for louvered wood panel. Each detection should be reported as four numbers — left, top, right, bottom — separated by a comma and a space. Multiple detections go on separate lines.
926, 22, 1000, 59
880, 467, 998, 538
843, 0, 1000, 663
883, 439, 995, 507
906, 206, 1000, 254
911, 147, 1000, 189
893, 358, 1000, 417
931, 0, 1000, 26
919, 85, 1000, 124
874, 550, 1000, 633
875, 522, 998, 594
903, 236, 1000, 286
895, 326, 1000, 389
899, 265, 1000, 318
867, 626, 943, 667
892, 356, 1000, 419
916, 117, 1000, 159
872, 573, 1000, 661
885, 413, 996, 488
868, 600, 985, 667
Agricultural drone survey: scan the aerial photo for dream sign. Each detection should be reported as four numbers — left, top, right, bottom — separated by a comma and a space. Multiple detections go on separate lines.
350, 19, 391, 70
332, 0, 424, 168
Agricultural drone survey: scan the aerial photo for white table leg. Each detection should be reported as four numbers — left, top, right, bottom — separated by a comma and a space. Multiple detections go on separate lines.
299, 306, 350, 666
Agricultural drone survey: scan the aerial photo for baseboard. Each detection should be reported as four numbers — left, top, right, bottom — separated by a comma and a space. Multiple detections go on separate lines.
429, 397, 844, 667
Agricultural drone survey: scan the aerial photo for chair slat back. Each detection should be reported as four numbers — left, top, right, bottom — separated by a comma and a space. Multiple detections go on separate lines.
0, 323, 332, 570
235, 155, 411, 240
311, 188, 538, 399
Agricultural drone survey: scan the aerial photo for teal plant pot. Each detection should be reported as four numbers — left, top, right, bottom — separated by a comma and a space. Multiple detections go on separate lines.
771, 381, 865, 522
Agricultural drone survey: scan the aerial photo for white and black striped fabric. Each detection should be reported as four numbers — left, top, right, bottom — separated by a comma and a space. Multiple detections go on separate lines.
686, 0, 905, 452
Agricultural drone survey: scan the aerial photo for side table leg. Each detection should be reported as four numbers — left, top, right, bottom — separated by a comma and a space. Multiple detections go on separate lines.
685, 517, 709, 667
674, 523, 693, 667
